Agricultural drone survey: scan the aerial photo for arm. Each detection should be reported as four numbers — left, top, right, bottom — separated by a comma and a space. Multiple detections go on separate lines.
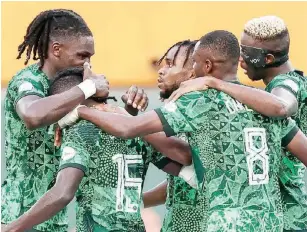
78, 108, 163, 139
143, 132, 192, 165
168, 77, 298, 118
78, 92, 206, 139
5, 168, 83, 232
16, 87, 85, 130
143, 180, 167, 208
212, 79, 298, 118
286, 130, 307, 166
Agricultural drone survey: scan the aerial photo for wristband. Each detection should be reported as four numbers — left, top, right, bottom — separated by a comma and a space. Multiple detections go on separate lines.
77, 79, 96, 99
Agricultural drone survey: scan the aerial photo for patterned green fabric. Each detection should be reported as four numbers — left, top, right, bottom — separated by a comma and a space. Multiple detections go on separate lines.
155, 87, 299, 232
1, 64, 67, 231
59, 120, 167, 232
162, 176, 205, 232
265, 71, 307, 230
163, 133, 205, 232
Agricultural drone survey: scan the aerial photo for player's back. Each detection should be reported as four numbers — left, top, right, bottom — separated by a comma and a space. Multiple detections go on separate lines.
191, 90, 294, 231
59, 120, 151, 232
156, 85, 298, 232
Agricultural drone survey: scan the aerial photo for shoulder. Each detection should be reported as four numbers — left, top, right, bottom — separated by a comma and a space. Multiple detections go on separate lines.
266, 71, 303, 95
7, 64, 49, 95
63, 120, 100, 144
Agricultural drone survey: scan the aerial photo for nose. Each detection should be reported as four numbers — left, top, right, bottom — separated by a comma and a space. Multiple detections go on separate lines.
158, 68, 165, 82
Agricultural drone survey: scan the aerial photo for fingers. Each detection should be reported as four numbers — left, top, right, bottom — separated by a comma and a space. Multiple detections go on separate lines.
126, 86, 138, 105
83, 62, 93, 80
121, 94, 128, 104
132, 88, 144, 108
54, 127, 62, 147
138, 92, 149, 111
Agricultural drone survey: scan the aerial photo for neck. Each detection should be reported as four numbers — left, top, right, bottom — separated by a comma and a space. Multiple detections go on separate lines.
263, 61, 294, 85
213, 64, 238, 82
41, 61, 58, 80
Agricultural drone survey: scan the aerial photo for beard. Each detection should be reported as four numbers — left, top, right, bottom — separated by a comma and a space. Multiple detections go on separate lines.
159, 89, 173, 100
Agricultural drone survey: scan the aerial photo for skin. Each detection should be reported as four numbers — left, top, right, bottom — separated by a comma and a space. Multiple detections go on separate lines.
143, 180, 168, 208
143, 44, 196, 208
157, 45, 194, 100
15, 34, 111, 130
4, 88, 186, 232
75, 40, 307, 166
167, 33, 298, 119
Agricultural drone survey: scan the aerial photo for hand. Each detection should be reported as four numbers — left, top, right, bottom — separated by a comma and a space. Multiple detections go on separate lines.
54, 126, 62, 147
57, 105, 85, 129
94, 104, 131, 116
166, 77, 216, 103
83, 62, 109, 98
121, 86, 149, 115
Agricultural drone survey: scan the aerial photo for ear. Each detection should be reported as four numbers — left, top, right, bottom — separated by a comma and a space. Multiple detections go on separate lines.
265, 54, 275, 65
51, 41, 61, 58
204, 59, 213, 73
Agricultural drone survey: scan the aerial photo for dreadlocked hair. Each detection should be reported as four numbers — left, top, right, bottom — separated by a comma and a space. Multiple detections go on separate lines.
17, 9, 93, 69
157, 40, 198, 68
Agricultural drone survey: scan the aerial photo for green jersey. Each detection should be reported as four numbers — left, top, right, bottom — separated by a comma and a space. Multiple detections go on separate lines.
58, 120, 169, 232
162, 175, 206, 232
1, 64, 67, 231
265, 71, 307, 230
163, 134, 206, 232
155, 86, 299, 232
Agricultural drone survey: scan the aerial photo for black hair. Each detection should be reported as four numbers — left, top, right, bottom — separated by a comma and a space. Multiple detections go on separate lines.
49, 67, 116, 103
157, 40, 198, 68
199, 30, 240, 65
17, 9, 93, 69
49, 67, 83, 95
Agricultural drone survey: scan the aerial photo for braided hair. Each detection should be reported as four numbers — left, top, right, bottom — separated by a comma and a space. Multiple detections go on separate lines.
17, 9, 92, 69
157, 40, 198, 68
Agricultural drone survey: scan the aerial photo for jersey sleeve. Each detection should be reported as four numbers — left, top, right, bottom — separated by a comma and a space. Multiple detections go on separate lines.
8, 73, 47, 108
267, 75, 300, 98
281, 118, 299, 147
154, 91, 213, 137
58, 122, 93, 176
150, 151, 175, 170
142, 140, 178, 170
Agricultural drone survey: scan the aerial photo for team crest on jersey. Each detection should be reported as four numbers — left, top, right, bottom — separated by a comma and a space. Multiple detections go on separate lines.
164, 101, 177, 112
283, 79, 299, 93
18, 81, 34, 93
61, 146, 76, 161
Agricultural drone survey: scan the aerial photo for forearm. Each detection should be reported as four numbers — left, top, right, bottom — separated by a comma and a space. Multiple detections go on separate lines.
210, 78, 290, 118
6, 187, 73, 232
20, 86, 85, 129
143, 180, 167, 208
78, 108, 163, 138
143, 133, 192, 165
286, 130, 307, 166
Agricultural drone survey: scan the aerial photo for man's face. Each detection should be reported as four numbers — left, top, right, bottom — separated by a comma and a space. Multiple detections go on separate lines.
157, 45, 193, 99
49, 36, 95, 71
240, 33, 268, 81
192, 41, 206, 78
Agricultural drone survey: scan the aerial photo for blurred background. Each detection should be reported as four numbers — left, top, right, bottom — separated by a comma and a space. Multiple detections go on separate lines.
1, 1, 307, 231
